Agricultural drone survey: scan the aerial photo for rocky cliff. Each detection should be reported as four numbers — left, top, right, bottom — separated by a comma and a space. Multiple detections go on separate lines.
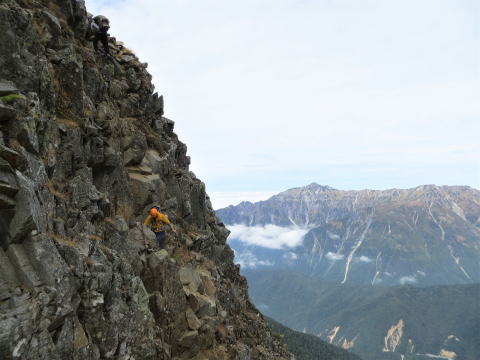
0, 1, 291, 359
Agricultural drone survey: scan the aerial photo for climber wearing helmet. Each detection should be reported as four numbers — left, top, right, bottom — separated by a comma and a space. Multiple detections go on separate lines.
144, 207, 176, 249
86, 15, 110, 54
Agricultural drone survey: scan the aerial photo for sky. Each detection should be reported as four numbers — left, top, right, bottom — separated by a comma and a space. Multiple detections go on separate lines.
86, 0, 479, 209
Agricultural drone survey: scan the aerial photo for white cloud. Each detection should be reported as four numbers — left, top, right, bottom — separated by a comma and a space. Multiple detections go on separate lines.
399, 275, 417, 285
357, 255, 373, 263
326, 252, 345, 261
235, 250, 274, 269
417, 270, 427, 277
327, 231, 341, 240
258, 303, 270, 311
283, 252, 299, 261
282, 252, 299, 265
228, 224, 308, 250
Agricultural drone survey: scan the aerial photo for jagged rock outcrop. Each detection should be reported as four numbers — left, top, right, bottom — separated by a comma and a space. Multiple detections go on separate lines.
0, 1, 291, 359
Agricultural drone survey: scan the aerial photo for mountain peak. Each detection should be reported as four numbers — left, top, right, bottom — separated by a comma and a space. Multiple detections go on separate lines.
304, 183, 335, 191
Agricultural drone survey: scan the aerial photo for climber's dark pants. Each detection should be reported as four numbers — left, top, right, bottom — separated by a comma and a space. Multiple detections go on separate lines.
155, 231, 166, 249
94, 32, 109, 53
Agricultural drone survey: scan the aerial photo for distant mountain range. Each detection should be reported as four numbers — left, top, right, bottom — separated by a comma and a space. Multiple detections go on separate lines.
217, 183, 480, 360
248, 269, 480, 360
218, 183, 480, 286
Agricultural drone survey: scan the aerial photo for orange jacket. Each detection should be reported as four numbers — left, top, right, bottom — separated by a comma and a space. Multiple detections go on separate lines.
144, 212, 171, 232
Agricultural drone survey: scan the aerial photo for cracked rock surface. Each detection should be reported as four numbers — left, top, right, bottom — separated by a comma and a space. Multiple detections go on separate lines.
0, 1, 292, 359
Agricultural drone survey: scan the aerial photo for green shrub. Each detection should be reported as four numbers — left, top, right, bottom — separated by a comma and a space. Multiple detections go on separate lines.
1, 94, 26, 104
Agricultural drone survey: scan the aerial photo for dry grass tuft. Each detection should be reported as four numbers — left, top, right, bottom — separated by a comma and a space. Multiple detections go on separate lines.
45, 180, 70, 200
104, 117, 137, 139
88, 234, 103, 242
121, 47, 135, 56
103, 217, 115, 225
98, 244, 115, 260
83, 257, 96, 265
48, 232, 79, 248
57, 118, 80, 129
172, 245, 192, 265
207, 216, 216, 224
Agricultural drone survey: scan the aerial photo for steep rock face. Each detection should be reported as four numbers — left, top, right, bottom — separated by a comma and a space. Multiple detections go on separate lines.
0, 1, 291, 359
218, 183, 480, 286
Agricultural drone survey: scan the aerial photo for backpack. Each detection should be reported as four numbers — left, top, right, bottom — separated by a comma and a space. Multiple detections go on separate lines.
89, 20, 99, 35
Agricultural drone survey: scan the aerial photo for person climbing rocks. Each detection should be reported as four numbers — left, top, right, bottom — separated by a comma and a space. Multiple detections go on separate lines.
144, 207, 176, 249
87, 15, 110, 54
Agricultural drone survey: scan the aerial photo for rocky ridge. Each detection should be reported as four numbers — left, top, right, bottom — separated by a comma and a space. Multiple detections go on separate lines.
0, 0, 291, 359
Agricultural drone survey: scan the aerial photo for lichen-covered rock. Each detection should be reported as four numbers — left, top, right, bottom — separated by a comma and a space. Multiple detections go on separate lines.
0, 1, 292, 359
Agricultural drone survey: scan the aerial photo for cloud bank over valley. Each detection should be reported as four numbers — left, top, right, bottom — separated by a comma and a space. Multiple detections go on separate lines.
228, 224, 309, 250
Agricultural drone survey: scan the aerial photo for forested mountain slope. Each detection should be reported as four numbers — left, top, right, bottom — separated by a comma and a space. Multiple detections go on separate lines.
246, 269, 480, 360
266, 317, 363, 360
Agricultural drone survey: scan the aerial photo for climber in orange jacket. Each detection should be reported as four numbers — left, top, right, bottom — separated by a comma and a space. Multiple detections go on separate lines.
144, 207, 176, 249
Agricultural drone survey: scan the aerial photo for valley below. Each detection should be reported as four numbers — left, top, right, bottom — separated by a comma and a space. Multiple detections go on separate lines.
218, 183, 480, 360
247, 269, 480, 360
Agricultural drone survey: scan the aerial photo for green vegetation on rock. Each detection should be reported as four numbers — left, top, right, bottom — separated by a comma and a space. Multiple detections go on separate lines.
0, 94, 25, 104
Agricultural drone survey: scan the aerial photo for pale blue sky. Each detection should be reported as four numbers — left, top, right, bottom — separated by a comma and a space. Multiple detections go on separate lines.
86, 0, 479, 208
